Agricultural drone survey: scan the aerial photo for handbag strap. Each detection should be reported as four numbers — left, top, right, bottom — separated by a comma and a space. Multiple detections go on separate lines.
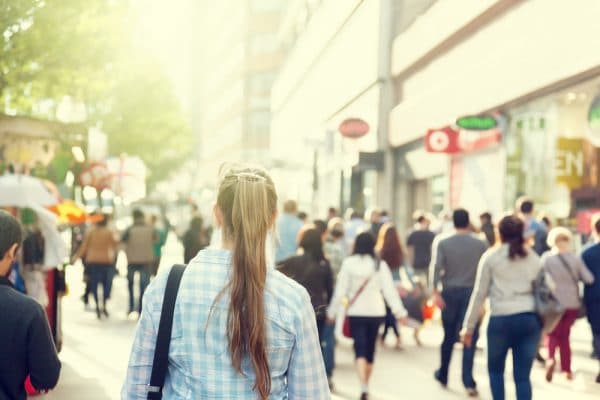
348, 258, 380, 307
556, 254, 580, 291
147, 264, 186, 400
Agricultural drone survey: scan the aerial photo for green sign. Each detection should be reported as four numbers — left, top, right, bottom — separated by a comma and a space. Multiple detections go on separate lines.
589, 95, 600, 129
456, 115, 497, 130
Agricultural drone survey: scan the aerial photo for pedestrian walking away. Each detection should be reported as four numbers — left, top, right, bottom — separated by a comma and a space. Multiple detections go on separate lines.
541, 227, 594, 382
430, 208, 487, 396
375, 223, 406, 349
581, 213, 600, 384
406, 213, 435, 285
275, 200, 303, 263
72, 214, 120, 319
122, 165, 330, 399
182, 215, 209, 264
122, 209, 157, 316
327, 232, 408, 400
0, 210, 61, 400
479, 212, 496, 246
462, 215, 542, 400
277, 227, 334, 386
150, 214, 168, 276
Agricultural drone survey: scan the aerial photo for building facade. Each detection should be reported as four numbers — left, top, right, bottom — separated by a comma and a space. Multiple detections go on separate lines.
271, 0, 422, 217
191, 0, 287, 188
389, 0, 600, 230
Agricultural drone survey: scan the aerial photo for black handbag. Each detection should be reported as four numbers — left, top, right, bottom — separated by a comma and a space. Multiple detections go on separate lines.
147, 265, 186, 400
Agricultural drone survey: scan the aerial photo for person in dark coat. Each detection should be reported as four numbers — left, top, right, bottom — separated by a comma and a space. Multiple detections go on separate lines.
277, 227, 334, 382
183, 216, 209, 264
581, 215, 600, 384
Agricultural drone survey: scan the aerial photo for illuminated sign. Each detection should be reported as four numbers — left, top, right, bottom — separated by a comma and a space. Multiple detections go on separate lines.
456, 115, 497, 130
339, 118, 369, 139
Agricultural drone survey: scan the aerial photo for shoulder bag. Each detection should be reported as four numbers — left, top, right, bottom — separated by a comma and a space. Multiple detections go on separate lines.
342, 259, 380, 338
147, 264, 186, 400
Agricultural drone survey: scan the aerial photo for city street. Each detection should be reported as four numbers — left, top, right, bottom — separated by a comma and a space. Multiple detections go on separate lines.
38, 235, 600, 400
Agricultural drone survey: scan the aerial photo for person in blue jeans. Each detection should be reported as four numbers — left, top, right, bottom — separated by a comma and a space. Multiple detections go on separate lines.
462, 215, 542, 400
430, 209, 487, 396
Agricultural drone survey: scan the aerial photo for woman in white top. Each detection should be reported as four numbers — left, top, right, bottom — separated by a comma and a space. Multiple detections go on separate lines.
327, 232, 407, 400
462, 215, 542, 400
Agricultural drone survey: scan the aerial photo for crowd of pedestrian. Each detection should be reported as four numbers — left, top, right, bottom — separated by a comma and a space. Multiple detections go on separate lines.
264, 195, 600, 399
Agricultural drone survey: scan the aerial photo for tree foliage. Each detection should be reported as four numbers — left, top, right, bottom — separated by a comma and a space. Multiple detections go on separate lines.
0, 0, 192, 186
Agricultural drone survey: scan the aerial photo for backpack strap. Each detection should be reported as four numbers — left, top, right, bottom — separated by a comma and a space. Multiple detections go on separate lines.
147, 264, 186, 400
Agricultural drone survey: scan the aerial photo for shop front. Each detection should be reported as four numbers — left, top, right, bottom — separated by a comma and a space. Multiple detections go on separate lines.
503, 76, 600, 230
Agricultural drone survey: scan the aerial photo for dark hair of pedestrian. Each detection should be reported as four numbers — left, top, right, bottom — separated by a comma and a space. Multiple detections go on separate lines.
498, 215, 527, 259
375, 223, 403, 270
297, 211, 307, 221
299, 228, 326, 262
133, 208, 144, 221
353, 231, 376, 258
595, 215, 600, 235
480, 212, 492, 221
453, 208, 470, 229
190, 216, 203, 230
97, 214, 109, 227
0, 210, 22, 257
351, 210, 363, 220
313, 219, 327, 236
517, 196, 534, 214
212, 165, 277, 400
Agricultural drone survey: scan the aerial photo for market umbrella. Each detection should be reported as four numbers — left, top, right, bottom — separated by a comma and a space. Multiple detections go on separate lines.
0, 174, 59, 207
48, 200, 103, 224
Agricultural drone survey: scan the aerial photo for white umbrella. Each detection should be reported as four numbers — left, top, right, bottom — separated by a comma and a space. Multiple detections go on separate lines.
0, 174, 59, 207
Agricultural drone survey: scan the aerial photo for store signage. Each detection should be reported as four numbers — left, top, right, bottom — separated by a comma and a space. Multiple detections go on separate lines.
588, 94, 600, 143
555, 137, 584, 189
456, 115, 497, 130
458, 129, 502, 152
425, 126, 461, 153
79, 161, 111, 190
339, 118, 369, 139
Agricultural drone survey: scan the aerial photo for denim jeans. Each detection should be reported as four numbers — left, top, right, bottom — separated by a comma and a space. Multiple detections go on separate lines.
487, 312, 542, 400
87, 263, 114, 309
438, 287, 480, 388
321, 322, 335, 378
127, 264, 150, 313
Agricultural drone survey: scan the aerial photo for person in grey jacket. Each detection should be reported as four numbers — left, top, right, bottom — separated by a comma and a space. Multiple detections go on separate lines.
541, 227, 594, 382
462, 215, 542, 400
430, 208, 487, 396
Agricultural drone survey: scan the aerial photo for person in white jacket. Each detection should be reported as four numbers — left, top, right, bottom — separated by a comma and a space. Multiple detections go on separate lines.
327, 232, 407, 400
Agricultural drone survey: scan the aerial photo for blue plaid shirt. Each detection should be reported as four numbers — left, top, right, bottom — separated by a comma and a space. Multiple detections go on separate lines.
122, 248, 330, 399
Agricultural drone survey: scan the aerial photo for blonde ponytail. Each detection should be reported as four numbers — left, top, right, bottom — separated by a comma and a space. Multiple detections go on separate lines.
215, 166, 277, 399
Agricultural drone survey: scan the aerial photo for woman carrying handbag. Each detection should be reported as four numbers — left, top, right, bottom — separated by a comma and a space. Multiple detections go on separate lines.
327, 232, 407, 400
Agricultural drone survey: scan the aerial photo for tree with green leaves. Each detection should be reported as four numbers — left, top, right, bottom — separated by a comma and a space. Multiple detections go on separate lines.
0, 0, 192, 187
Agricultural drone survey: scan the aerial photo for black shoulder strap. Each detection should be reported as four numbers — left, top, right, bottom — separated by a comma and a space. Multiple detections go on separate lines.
147, 264, 186, 400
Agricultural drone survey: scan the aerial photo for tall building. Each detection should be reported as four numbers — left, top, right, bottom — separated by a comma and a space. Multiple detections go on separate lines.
191, 0, 287, 188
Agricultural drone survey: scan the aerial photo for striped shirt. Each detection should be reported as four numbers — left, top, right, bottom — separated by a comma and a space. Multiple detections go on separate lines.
122, 248, 330, 399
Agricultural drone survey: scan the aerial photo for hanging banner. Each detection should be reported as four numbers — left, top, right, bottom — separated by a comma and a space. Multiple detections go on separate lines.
555, 137, 584, 189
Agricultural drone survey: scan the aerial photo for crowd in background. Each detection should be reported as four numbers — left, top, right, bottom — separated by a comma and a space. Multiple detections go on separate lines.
272, 196, 600, 400
70, 193, 600, 399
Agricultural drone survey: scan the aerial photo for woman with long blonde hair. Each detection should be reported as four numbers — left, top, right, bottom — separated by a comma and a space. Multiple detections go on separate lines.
123, 165, 330, 399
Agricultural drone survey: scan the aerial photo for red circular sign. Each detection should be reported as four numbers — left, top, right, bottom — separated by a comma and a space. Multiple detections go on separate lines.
79, 161, 111, 190
339, 118, 369, 139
